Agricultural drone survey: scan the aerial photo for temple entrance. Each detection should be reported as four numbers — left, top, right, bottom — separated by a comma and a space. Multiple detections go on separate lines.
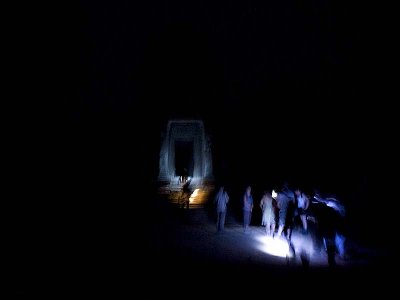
158, 119, 213, 186
158, 120, 215, 208
175, 140, 194, 177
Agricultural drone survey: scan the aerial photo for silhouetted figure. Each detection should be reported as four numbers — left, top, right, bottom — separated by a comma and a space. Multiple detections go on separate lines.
180, 182, 191, 209
285, 197, 296, 241
294, 189, 310, 232
243, 186, 254, 233
214, 186, 229, 232
178, 168, 189, 185
260, 190, 276, 236
274, 189, 293, 239
312, 191, 347, 266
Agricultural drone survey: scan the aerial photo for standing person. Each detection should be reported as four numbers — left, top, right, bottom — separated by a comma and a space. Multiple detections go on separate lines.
313, 191, 347, 266
214, 186, 230, 232
243, 186, 254, 233
260, 190, 276, 236
273, 189, 292, 238
294, 189, 310, 232
180, 182, 191, 209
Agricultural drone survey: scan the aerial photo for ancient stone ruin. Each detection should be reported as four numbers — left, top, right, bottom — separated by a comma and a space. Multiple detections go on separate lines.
158, 119, 213, 187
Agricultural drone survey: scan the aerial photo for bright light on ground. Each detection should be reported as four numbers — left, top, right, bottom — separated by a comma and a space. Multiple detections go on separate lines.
255, 235, 291, 257
189, 189, 200, 203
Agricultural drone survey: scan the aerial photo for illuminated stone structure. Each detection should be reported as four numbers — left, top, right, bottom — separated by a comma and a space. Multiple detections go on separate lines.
158, 119, 213, 185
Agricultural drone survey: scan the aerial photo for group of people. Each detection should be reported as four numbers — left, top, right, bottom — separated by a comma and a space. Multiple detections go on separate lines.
213, 183, 347, 264
214, 184, 311, 236
243, 185, 311, 237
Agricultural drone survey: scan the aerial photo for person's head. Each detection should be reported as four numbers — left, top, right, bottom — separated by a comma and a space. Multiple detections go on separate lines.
246, 186, 251, 195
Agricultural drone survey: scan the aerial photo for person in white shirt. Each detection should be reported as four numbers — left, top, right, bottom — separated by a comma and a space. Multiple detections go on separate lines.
214, 186, 230, 232
294, 189, 310, 232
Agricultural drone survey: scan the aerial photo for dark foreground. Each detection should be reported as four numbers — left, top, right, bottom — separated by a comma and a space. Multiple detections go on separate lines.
12, 182, 394, 298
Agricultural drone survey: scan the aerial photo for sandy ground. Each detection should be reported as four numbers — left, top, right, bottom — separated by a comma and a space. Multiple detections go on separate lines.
12, 191, 393, 298
141, 196, 394, 298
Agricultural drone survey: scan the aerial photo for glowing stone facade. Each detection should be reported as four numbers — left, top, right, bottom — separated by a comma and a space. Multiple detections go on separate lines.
158, 119, 213, 185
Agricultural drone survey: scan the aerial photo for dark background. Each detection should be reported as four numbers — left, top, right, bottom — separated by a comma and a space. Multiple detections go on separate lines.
14, 0, 395, 296
66, 0, 391, 265
68, 0, 390, 216
70, 1, 387, 185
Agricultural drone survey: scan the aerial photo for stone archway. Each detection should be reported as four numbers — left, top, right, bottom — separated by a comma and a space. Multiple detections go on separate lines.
158, 119, 213, 185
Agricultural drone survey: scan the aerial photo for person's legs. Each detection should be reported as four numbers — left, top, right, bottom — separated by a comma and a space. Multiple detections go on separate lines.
243, 211, 250, 232
335, 232, 346, 258
220, 211, 226, 231
277, 209, 286, 237
286, 227, 292, 240
300, 214, 308, 231
277, 224, 284, 237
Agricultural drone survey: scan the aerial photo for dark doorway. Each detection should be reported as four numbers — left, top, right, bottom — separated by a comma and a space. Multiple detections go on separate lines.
175, 140, 194, 177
